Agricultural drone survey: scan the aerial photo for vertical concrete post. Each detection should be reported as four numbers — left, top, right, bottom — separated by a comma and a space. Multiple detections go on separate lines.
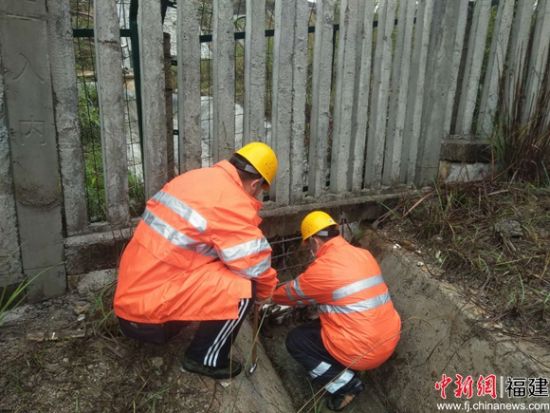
47, 0, 88, 234
401, 0, 434, 184
416, 0, 465, 185
177, 0, 202, 172
164, 32, 175, 180
0, 53, 24, 289
244, 0, 266, 144
272, 0, 302, 204
289, 0, 308, 202
212, 0, 235, 161
442, 0, 469, 137
364, 0, 397, 188
308, 0, 335, 197
455, 0, 491, 136
0, 1, 66, 300
504, 0, 535, 122
476, 0, 514, 137
382, 0, 415, 185
138, 0, 168, 199
350, 1, 375, 192
94, 0, 130, 226
522, 0, 550, 123
330, 0, 362, 193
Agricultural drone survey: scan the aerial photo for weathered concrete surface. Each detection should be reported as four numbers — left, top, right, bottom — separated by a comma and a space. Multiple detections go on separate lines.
454, 0, 491, 135
416, 0, 468, 185
309, 0, 335, 197
212, 0, 235, 161
361, 236, 550, 413
440, 138, 491, 163
365, 0, 397, 188
177, 0, 202, 172
0, 52, 23, 288
0, 1, 66, 300
401, 0, 434, 184
243, 0, 266, 144
138, 0, 168, 199
63, 190, 420, 275
47, 0, 88, 234
439, 161, 491, 184
94, 0, 130, 225
64, 228, 133, 276
477, 0, 514, 137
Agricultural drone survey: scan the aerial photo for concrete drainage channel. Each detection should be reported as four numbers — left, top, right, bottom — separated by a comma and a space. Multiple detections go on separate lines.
253, 235, 550, 413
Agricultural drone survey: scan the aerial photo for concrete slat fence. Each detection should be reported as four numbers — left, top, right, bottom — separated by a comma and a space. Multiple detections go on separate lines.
455, 0, 491, 136
138, 0, 168, 200
401, 0, 434, 184
504, 0, 535, 122
308, 0, 335, 198
212, 0, 235, 161
364, 0, 397, 188
49, 0, 88, 234
442, 0, 469, 138
350, 1, 375, 192
477, 0, 515, 137
522, 0, 550, 124
244, 0, 266, 145
330, 0, 364, 193
2, 0, 550, 298
177, 0, 202, 172
94, 0, 130, 226
382, 0, 415, 186
271, 0, 309, 204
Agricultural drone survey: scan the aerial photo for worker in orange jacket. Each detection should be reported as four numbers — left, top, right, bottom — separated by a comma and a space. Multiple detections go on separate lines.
272, 211, 401, 411
114, 142, 278, 379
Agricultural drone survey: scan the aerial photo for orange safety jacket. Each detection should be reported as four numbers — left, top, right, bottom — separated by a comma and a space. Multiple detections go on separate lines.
273, 236, 401, 371
114, 160, 278, 323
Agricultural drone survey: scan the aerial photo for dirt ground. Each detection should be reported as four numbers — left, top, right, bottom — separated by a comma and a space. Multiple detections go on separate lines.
0, 282, 294, 413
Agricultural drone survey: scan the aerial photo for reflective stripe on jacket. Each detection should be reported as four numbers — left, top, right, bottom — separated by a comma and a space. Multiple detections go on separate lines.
272, 236, 401, 371
114, 160, 278, 323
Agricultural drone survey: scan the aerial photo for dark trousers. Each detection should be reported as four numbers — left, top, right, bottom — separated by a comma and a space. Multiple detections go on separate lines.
118, 294, 253, 368
286, 320, 359, 395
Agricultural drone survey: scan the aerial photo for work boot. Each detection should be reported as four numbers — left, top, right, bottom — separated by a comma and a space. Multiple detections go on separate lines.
326, 377, 365, 411
180, 356, 242, 380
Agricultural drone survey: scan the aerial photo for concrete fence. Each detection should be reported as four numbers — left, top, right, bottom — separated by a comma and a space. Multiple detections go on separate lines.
0, 0, 548, 299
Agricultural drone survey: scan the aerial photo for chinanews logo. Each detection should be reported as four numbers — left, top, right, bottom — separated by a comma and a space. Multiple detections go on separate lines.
433, 374, 550, 412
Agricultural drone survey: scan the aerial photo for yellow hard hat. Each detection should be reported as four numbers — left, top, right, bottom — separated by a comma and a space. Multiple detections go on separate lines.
236, 142, 278, 186
301, 211, 338, 241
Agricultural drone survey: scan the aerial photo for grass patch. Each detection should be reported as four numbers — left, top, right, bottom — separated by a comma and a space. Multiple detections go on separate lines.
381, 179, 550, 344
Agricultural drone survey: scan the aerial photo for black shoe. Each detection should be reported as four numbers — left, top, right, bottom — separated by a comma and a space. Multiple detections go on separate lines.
326, 377, 365, 411
181, 356, 242, 380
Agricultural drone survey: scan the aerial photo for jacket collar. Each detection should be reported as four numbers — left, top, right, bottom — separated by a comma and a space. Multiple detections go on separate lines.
316, 235, 347, 258
215, 160, 263, 212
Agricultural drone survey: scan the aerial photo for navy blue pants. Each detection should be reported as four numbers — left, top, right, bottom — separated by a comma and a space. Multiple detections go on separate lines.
118, 296, 253, 368
286, 320, 360, 395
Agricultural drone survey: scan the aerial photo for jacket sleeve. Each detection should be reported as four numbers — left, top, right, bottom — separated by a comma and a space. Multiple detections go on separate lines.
210, 207, 278, 301
272, 260, 333, 306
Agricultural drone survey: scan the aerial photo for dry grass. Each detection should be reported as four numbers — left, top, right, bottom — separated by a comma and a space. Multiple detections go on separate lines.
382, 179, 550, 344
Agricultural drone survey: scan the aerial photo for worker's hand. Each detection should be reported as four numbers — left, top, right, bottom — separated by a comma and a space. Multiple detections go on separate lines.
254, 297, 272, 306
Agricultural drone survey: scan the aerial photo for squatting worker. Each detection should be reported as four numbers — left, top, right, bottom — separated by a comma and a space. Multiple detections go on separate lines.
114, 142, 279, 380
272, 211, 401, 411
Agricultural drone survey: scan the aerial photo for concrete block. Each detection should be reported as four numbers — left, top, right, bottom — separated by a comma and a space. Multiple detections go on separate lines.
439, 161, 491, 183
440, 138, 491, 163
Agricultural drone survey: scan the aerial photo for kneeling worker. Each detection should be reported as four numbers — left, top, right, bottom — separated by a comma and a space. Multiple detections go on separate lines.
272, 211, 401, 411
114, 142, 278, 379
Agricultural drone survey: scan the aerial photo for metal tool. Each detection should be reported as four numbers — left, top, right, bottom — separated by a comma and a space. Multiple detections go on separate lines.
247, 304, 260, 375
